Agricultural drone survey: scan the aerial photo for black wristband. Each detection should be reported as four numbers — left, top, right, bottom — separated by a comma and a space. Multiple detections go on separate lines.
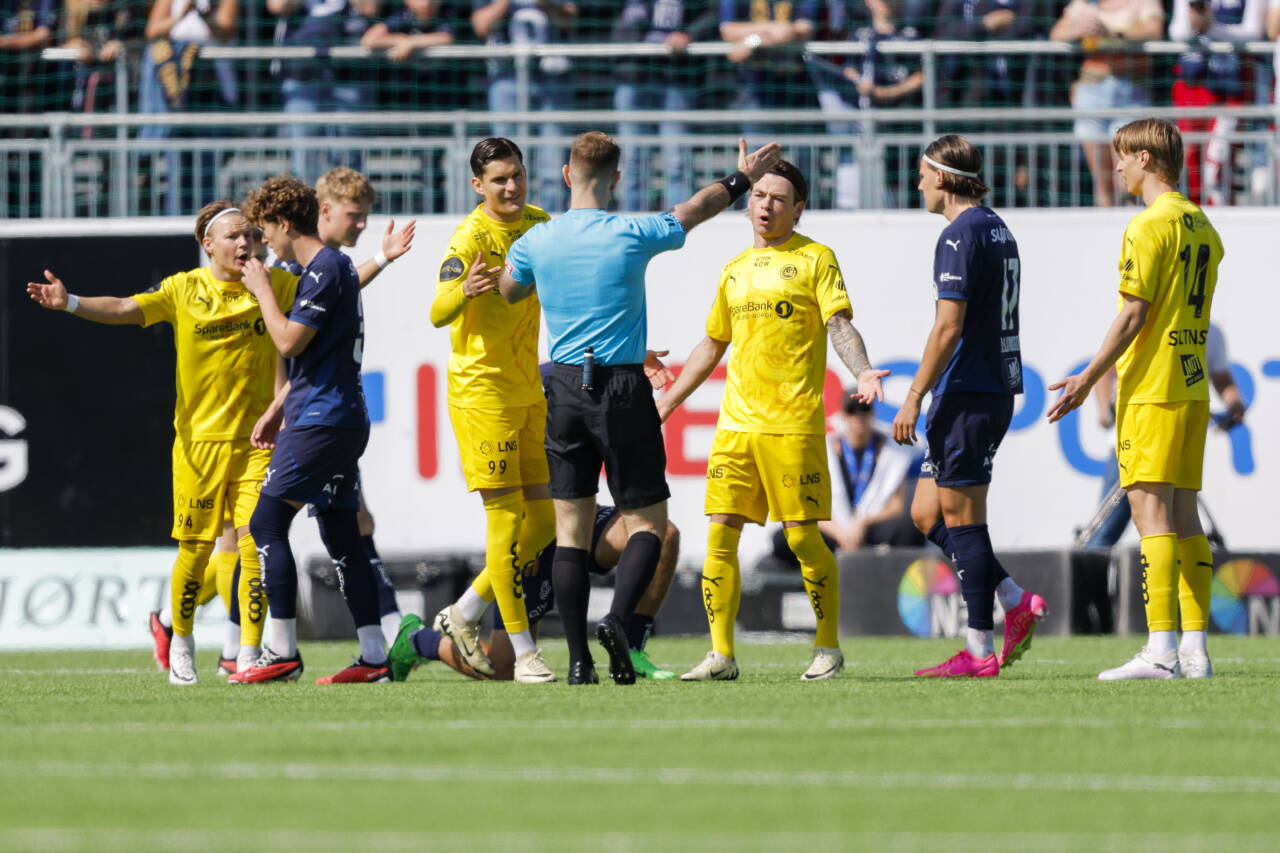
717, 170, 751, 204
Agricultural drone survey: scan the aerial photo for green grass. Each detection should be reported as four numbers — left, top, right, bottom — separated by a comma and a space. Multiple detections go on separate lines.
1, 636, 1279, 853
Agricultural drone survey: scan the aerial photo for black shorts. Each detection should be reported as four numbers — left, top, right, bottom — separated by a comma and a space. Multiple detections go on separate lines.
922, 392, 1014, 487
544, 363, 669, 510
493, 505, 620, 631
261, 424, 368, 512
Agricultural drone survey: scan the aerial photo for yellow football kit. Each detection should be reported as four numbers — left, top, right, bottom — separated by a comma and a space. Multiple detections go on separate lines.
431, 204, 555, 635
133, 265, 296, 641
701, 233, 850, 655
1112, 192, 1224, 635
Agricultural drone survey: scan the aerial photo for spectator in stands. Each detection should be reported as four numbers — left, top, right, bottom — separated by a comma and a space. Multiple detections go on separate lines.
808, 0, 924, 208
362, 0, 455, 61
1168, 0, 1274, 206
720, 0, 819, 179
936, 1, 1039, 109
472, 0, 578, 211
2, 0, 58, 114
138, 0, 239, 215
269, 0, 377, 184
1050, 0, 1165, 207
63, 0, 141, 120
611, 0, 716, 212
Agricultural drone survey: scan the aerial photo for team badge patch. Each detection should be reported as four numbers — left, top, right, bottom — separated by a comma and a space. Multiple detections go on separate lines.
439, 256, 465, 281
780, 264, 797, 280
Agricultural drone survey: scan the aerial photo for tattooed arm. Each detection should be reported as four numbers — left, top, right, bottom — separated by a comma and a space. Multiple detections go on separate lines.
828, 311, 888, 404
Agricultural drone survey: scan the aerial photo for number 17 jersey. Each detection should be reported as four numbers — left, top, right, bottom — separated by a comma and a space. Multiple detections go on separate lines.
1115, 192, 1224, 407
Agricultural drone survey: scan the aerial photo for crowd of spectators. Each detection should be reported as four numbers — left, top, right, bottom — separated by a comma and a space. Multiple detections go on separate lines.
4, 1, 1280, 210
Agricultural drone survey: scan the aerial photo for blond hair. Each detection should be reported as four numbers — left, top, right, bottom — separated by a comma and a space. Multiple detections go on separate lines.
569, 132, 620, 181
1112, 118, 1184, 185
315, 167, 376, 205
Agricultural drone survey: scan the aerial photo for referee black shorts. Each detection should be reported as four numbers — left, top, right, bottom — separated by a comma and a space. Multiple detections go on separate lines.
544, 362, 669, 510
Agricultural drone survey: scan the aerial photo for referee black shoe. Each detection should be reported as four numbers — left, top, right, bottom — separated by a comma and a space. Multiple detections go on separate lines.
567, 659, 599, 685
595, 614, 636, 685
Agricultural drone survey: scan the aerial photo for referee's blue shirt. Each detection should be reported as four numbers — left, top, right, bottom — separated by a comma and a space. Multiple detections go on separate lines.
505, 209, 686, 366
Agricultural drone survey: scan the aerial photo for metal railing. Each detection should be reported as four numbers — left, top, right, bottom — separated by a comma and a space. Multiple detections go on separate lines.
2, 40, 1276, 217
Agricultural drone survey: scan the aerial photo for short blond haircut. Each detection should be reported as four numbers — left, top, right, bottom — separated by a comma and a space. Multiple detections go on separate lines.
1112, 118, 1183, 185
315, 167, 376, 205
569, 132, 620, 181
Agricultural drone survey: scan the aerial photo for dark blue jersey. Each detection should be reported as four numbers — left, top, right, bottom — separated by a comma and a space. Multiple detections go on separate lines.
282, 246, 369, 430
932, 206, 1023, 396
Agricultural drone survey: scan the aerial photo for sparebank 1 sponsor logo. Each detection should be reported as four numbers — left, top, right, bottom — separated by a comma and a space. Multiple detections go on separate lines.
898, 559, 962, 638
1210, 558, 1280, 635
873, 357, 1280, 478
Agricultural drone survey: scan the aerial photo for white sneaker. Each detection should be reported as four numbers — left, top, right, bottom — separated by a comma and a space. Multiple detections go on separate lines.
801, 646, 844, 681
1180, 648, 1213, 679
433, 604, 494, 677
168, 645, 198, 686
680, 650, 738, 682
1098, 647, 1181, 681
514, 649, 557, 683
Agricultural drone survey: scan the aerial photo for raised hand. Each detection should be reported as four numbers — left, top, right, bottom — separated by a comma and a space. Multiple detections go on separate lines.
27, 269, 68, 310
382, 218, 416, 262
738, 138, 784, 183
463, 254, 501, 298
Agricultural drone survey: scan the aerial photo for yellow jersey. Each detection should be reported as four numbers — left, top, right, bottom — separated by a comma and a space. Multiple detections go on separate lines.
707, 233, 851, 435
133, 266, 298, 442
433, 204, 551, 409
1115, 192, 1224, 406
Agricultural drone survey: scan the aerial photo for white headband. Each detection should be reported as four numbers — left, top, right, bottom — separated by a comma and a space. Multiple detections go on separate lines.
923, 154, 980, 179
203, 207, 244, 239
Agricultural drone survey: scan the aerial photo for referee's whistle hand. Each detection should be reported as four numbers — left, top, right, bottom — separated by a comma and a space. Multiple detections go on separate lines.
740, 139, 784, 183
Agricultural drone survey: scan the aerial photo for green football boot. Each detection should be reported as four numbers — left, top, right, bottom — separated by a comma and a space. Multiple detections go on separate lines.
388, 613, 425, 682
630, 648, 676, 680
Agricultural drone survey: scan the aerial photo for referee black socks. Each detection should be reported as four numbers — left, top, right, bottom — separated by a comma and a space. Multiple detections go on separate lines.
552, 546, 591, 665
611, 532, 661, 622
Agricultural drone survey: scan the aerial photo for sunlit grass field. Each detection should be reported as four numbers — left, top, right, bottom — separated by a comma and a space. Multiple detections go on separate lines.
1, 635, 1278, 853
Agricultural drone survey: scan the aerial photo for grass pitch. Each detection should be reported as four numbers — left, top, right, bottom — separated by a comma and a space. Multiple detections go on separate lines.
1, 635, 1278, 853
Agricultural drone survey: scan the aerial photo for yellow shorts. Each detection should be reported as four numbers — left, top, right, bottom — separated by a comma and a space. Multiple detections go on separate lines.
704, 429, 831, 525
449, 401, 550, 492
1116, 400, 1209, 490
171, 437, 270, 541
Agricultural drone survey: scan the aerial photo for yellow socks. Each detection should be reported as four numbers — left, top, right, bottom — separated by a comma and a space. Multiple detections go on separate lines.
703, 522, 741, 659
786, 524, 840, 649
170, 540, 215, 637
207, 549, 237, 609
1178, 534, 1214, 632
1140, 533, 1180, 632
514, 498, 556, 580
237, 533, 265, 648
484, 490, 527, 634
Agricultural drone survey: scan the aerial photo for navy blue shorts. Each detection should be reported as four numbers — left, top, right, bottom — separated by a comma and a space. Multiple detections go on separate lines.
261, 424, 368, 512
922, 393, 1014, 487
494, 505, 619, 631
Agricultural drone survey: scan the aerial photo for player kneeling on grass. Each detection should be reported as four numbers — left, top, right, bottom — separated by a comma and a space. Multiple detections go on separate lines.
29, 202, 294, 686
892, 135, 1046, 678
230, 175, 390, 685
388, 507, 681, 682
657, 160, 887, 682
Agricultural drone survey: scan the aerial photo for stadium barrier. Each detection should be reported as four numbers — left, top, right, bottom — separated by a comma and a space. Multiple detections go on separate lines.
4, 39, 1279, 216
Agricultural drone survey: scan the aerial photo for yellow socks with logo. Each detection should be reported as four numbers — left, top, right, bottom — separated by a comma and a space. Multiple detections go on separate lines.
484, 490, 527, 634
1140, 533, 1180, 632
170, 540, 215, 637
207, 548, 237, 608
237, 533, 265, 648
1178, 534, 1214, 632
514, 498, 556, 582
786, 524, 840, 649
703, 522, 741, 659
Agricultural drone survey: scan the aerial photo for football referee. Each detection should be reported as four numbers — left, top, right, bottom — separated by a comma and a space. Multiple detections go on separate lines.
499, 131, 781, 684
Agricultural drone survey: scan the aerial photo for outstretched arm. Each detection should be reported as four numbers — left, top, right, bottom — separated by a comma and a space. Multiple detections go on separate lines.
27, 270, 144, 325
670, 138, 782, 232
1046, 294, 1149, 423
656, 336, 729, 422
827, 311, 888, 403
356, 218, 416, 288
497, 267, 535, 304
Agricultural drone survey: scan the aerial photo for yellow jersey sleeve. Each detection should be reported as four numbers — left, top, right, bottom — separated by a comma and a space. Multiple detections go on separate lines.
131, 273, 181, 327
713, 234, 838, 435
270, 266, 298, 314
438, 205, 550, 409
812, 246, 852, 325
1115, 193, 1224, 406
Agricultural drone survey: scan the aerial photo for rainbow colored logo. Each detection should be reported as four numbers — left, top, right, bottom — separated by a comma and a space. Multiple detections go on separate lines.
898, 559, 959, 638
1210, 559, 1279, 635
